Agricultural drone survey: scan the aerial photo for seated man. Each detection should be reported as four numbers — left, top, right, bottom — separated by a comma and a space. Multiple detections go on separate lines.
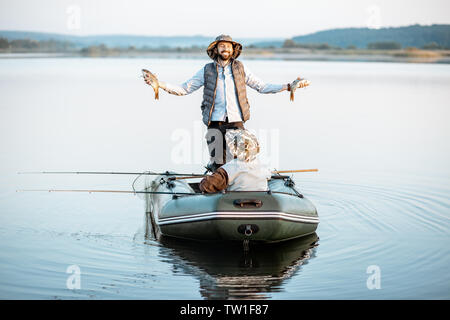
199, 129, 272, 193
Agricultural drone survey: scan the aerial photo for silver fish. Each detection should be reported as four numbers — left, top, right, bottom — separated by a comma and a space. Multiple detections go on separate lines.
290, 78, 310, 101
142, 68, 159, 100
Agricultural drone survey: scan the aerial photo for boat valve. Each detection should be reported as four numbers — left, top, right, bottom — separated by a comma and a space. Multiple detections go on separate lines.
238, 224, 259, 236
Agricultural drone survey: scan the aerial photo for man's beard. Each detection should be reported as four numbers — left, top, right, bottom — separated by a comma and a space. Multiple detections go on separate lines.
219, 51, 232, 61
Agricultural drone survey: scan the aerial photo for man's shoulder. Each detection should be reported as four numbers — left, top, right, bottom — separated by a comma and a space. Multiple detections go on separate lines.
203, 62, 216, 73
232, 59, 247, 74
222, 158, 240, 173
204, 61, 216, 68
232, 59, 244, 67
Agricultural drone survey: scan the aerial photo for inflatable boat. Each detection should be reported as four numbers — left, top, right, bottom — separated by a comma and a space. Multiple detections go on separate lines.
144, 173, 319, 243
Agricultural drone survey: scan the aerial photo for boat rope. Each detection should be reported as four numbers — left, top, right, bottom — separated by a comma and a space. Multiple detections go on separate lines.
272, 171, 303, 198
243, 239, 250, 252
131, 170, 151, 193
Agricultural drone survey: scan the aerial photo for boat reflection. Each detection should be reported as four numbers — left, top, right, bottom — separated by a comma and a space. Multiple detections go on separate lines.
157, 234, 319, 299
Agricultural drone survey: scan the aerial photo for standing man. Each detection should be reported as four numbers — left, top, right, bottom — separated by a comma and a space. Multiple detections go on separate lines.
144, 34, 309, 171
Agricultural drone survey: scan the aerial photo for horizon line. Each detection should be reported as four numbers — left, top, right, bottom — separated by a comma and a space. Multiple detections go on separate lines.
0, 23, 447, 39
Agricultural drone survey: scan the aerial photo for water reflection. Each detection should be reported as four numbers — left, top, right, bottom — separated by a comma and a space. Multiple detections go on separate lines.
157, 234, 319, 299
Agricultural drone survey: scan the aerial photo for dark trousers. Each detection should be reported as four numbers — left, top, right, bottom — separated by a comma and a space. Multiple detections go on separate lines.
206, 118, 244, 171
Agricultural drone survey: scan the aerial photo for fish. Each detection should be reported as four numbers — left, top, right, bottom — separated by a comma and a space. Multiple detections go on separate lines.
142, 68, 159, 100
290, 78, 310, 102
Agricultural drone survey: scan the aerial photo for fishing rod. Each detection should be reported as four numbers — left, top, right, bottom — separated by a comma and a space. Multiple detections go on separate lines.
16, 189, 201, 196
16, 170, 208, 195
18, 169, 318, 178
16, 189, 303, 198
17, 171, 206, 177
18, 169, 318, 191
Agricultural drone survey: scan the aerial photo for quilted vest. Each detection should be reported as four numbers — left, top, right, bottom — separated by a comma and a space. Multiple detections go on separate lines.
201, 59, 250, 126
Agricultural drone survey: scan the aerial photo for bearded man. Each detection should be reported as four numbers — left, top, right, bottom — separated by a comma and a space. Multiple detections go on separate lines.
144, 34, 309, 171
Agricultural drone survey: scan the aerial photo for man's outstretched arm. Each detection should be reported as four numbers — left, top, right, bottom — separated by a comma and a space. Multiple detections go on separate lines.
244, 65, 288, 94
244, 65, 309, 94
158, 67, 204, 96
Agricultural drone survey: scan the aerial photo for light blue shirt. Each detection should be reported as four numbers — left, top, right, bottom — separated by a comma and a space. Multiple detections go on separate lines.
159, 62, 287, 122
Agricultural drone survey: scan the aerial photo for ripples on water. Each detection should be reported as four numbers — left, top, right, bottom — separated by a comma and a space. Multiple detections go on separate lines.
0, 58, 449, 299
1, 174, 448, 299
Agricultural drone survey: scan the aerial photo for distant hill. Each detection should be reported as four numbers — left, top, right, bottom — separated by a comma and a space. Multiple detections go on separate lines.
291, 24, 450, 49
0, 31, 283, 49
2, 24, 449, 50
249, 40, 285, 48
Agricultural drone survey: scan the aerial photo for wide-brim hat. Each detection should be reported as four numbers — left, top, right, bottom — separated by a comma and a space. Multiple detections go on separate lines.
206, 34, 242, 60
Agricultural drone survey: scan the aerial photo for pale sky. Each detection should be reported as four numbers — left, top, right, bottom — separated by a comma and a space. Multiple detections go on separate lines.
1, 0, 449, 38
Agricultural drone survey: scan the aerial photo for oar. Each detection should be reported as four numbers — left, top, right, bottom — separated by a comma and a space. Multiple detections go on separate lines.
273, 169, 318, 174
170, 175, 207, 180
169, 169, 319, 180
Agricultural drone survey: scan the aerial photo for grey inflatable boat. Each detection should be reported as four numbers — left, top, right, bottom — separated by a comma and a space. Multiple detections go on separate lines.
144, 174, 318, 243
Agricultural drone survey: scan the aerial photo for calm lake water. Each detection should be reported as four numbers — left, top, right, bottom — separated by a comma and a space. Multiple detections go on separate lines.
0, 57, 449, 299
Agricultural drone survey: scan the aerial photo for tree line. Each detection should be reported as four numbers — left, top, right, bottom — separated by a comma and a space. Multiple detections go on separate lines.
0, 37, 76, 52
1, 37, 448, 54
282, 39, 448, 50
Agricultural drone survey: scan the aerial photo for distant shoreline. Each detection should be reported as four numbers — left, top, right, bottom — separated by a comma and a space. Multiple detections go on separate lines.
1, 48, 449, 64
